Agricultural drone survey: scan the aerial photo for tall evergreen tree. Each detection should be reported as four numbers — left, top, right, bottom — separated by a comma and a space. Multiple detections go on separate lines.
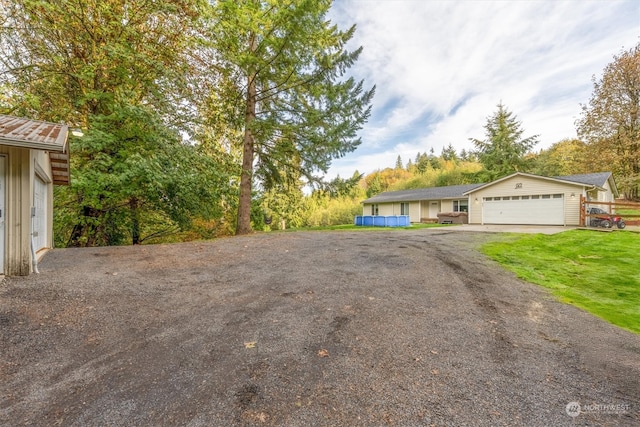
414, 153, 430, 174
441, 143, 458, 161
324, 172, 364, 198
395, 155, 403, 169
208, 0, 374, 234
405, 158, 413, 171
470, 103, 538, 180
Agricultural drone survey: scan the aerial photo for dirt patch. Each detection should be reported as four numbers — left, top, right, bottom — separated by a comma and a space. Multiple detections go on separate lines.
1, 230, 638, 426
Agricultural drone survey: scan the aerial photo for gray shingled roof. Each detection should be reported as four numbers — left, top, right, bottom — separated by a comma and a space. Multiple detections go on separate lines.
362, 183, 485, 204
362, 172, 616, 204
554, 172, 611, 188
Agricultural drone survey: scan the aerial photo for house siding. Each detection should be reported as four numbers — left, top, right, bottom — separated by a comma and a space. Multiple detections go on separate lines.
409, 202, 420, 223
467, 175, 584, 225
586, 179, 615, 213
599, 181, 614, 203
441, 200, 454, 212
362, 201, 421, 223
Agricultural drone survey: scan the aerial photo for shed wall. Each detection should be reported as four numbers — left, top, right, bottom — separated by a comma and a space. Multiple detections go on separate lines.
2, 146, 30, 275
32, 150, 54, 253
0, 146, 54, 275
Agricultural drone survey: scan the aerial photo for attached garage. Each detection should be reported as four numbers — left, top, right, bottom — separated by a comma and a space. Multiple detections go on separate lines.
482, 194, 564, 225
466, 172, 617, 226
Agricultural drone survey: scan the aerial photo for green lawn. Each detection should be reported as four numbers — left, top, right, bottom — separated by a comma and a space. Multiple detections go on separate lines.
481, 230, 640, 334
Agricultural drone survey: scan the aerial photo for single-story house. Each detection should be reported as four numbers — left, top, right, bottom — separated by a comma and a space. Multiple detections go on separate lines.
0, 115, 70, 276
361, 172, 618, 226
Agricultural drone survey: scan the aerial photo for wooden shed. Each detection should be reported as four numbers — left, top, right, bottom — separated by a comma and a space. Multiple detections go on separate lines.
0, 115, 70, 276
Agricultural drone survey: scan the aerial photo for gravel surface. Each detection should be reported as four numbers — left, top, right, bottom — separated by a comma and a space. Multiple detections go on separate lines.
1, 229, 638, 426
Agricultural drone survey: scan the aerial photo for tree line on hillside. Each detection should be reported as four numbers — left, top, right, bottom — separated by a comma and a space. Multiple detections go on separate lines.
0, 1, 637, 245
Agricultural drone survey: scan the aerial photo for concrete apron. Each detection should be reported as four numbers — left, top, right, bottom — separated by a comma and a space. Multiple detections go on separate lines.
438, 224, 578, 234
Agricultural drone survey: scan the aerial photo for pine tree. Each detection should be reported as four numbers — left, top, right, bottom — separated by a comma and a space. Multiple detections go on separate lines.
470, 103, 538, 180
441, 143, 458, 161
208, 0, 374, 234
395, 155, 403, 169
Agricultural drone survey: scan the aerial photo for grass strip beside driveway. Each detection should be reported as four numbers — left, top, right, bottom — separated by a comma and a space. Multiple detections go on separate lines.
481, 229, 640, 334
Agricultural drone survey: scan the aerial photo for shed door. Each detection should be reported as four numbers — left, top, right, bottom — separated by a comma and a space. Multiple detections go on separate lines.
33, 176, 48, 252
483, 194, 564, 225
0, 156, 5, 273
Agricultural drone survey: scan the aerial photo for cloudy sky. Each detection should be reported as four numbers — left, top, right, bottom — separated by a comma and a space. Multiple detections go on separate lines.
325, 0, 640, 179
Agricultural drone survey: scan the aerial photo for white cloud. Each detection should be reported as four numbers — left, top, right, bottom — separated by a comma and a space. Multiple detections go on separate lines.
325, 0, 640, 179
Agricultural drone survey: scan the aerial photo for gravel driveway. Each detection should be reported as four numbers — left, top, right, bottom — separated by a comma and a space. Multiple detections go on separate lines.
1, 229, 638, 426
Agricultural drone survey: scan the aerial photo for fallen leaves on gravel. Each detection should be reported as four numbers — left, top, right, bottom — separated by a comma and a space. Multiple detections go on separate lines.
244, 341, 257, 349
317, 349, 329, 357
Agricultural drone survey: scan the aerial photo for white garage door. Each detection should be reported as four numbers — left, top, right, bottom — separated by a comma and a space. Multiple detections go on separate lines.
483, 194, 564, 225
33, 176, 48, 252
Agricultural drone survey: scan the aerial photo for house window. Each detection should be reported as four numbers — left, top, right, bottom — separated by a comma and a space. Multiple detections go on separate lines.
400, 202, 409, 215
453, 199, 468, 212
371, 204, 379, 215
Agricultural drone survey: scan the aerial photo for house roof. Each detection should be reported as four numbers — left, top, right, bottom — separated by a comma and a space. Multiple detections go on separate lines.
362, 183, 485, 204
362, 172, 618, 204
462, 172, 611, 195
554, 172, 618, 196
0, 115, 70, 185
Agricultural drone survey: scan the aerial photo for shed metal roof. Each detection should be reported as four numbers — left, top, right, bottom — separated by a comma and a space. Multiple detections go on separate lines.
0, 115, 70, 185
